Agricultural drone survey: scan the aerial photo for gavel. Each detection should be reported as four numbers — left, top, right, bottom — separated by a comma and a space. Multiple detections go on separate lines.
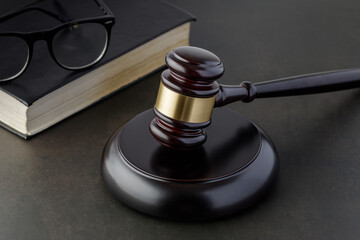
102, 45, 360, 220
150, 46, 360, 149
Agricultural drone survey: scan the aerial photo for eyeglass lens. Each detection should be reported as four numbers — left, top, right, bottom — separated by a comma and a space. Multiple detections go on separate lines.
52, 23, 108, 69
0, 36, 29, 81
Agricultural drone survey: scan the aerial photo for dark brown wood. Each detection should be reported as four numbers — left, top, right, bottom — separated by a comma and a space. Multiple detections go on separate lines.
161, 46, 223, 97
150, 46, 224, 149
215, 81, 255, 106
152, 46, 360, 149
102, 108, 279, 220
216, 69, 360, 107
150, 108, 210, 150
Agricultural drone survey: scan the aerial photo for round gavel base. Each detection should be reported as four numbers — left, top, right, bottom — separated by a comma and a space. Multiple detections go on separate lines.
101, 108, 279, 221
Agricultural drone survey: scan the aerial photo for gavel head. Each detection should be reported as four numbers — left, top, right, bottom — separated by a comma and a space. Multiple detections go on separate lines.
149, 46, 224, 149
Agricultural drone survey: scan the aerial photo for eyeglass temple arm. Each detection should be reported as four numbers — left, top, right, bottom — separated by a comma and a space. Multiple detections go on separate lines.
0, 0, 113, 23
95, 0, 115, 17
51, 0, 114, 18
0, 6, 71, 24
0, 0, 113, 25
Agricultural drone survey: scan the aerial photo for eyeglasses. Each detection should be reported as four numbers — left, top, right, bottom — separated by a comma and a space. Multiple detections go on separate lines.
0, 0, 115, 82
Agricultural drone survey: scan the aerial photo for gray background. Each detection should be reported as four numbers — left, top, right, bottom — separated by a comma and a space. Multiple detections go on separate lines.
0, 0, 359, 239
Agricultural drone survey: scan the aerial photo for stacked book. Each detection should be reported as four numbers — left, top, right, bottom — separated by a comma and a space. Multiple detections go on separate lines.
0, 0, 194, 138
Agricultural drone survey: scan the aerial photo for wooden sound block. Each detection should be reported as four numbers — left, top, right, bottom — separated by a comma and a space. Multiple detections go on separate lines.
101, 108, 279, 221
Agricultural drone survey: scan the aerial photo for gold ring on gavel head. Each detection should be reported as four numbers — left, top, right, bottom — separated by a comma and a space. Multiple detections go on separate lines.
154, 82, 216, 123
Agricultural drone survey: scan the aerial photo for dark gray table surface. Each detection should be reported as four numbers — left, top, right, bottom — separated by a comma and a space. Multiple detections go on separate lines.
1, 0, 359, 239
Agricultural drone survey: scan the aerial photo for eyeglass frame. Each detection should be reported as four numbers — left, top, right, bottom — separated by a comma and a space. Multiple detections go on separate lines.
0, 0, 115, 82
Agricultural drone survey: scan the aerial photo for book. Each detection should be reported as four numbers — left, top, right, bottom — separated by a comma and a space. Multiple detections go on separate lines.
0, 0, 194, 138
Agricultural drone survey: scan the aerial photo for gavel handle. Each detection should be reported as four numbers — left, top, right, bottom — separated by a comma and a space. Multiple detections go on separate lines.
215, 69, 360, 107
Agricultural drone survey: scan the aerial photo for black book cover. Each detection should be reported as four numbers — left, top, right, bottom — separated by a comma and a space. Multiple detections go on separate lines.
0, 0, 194, 106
